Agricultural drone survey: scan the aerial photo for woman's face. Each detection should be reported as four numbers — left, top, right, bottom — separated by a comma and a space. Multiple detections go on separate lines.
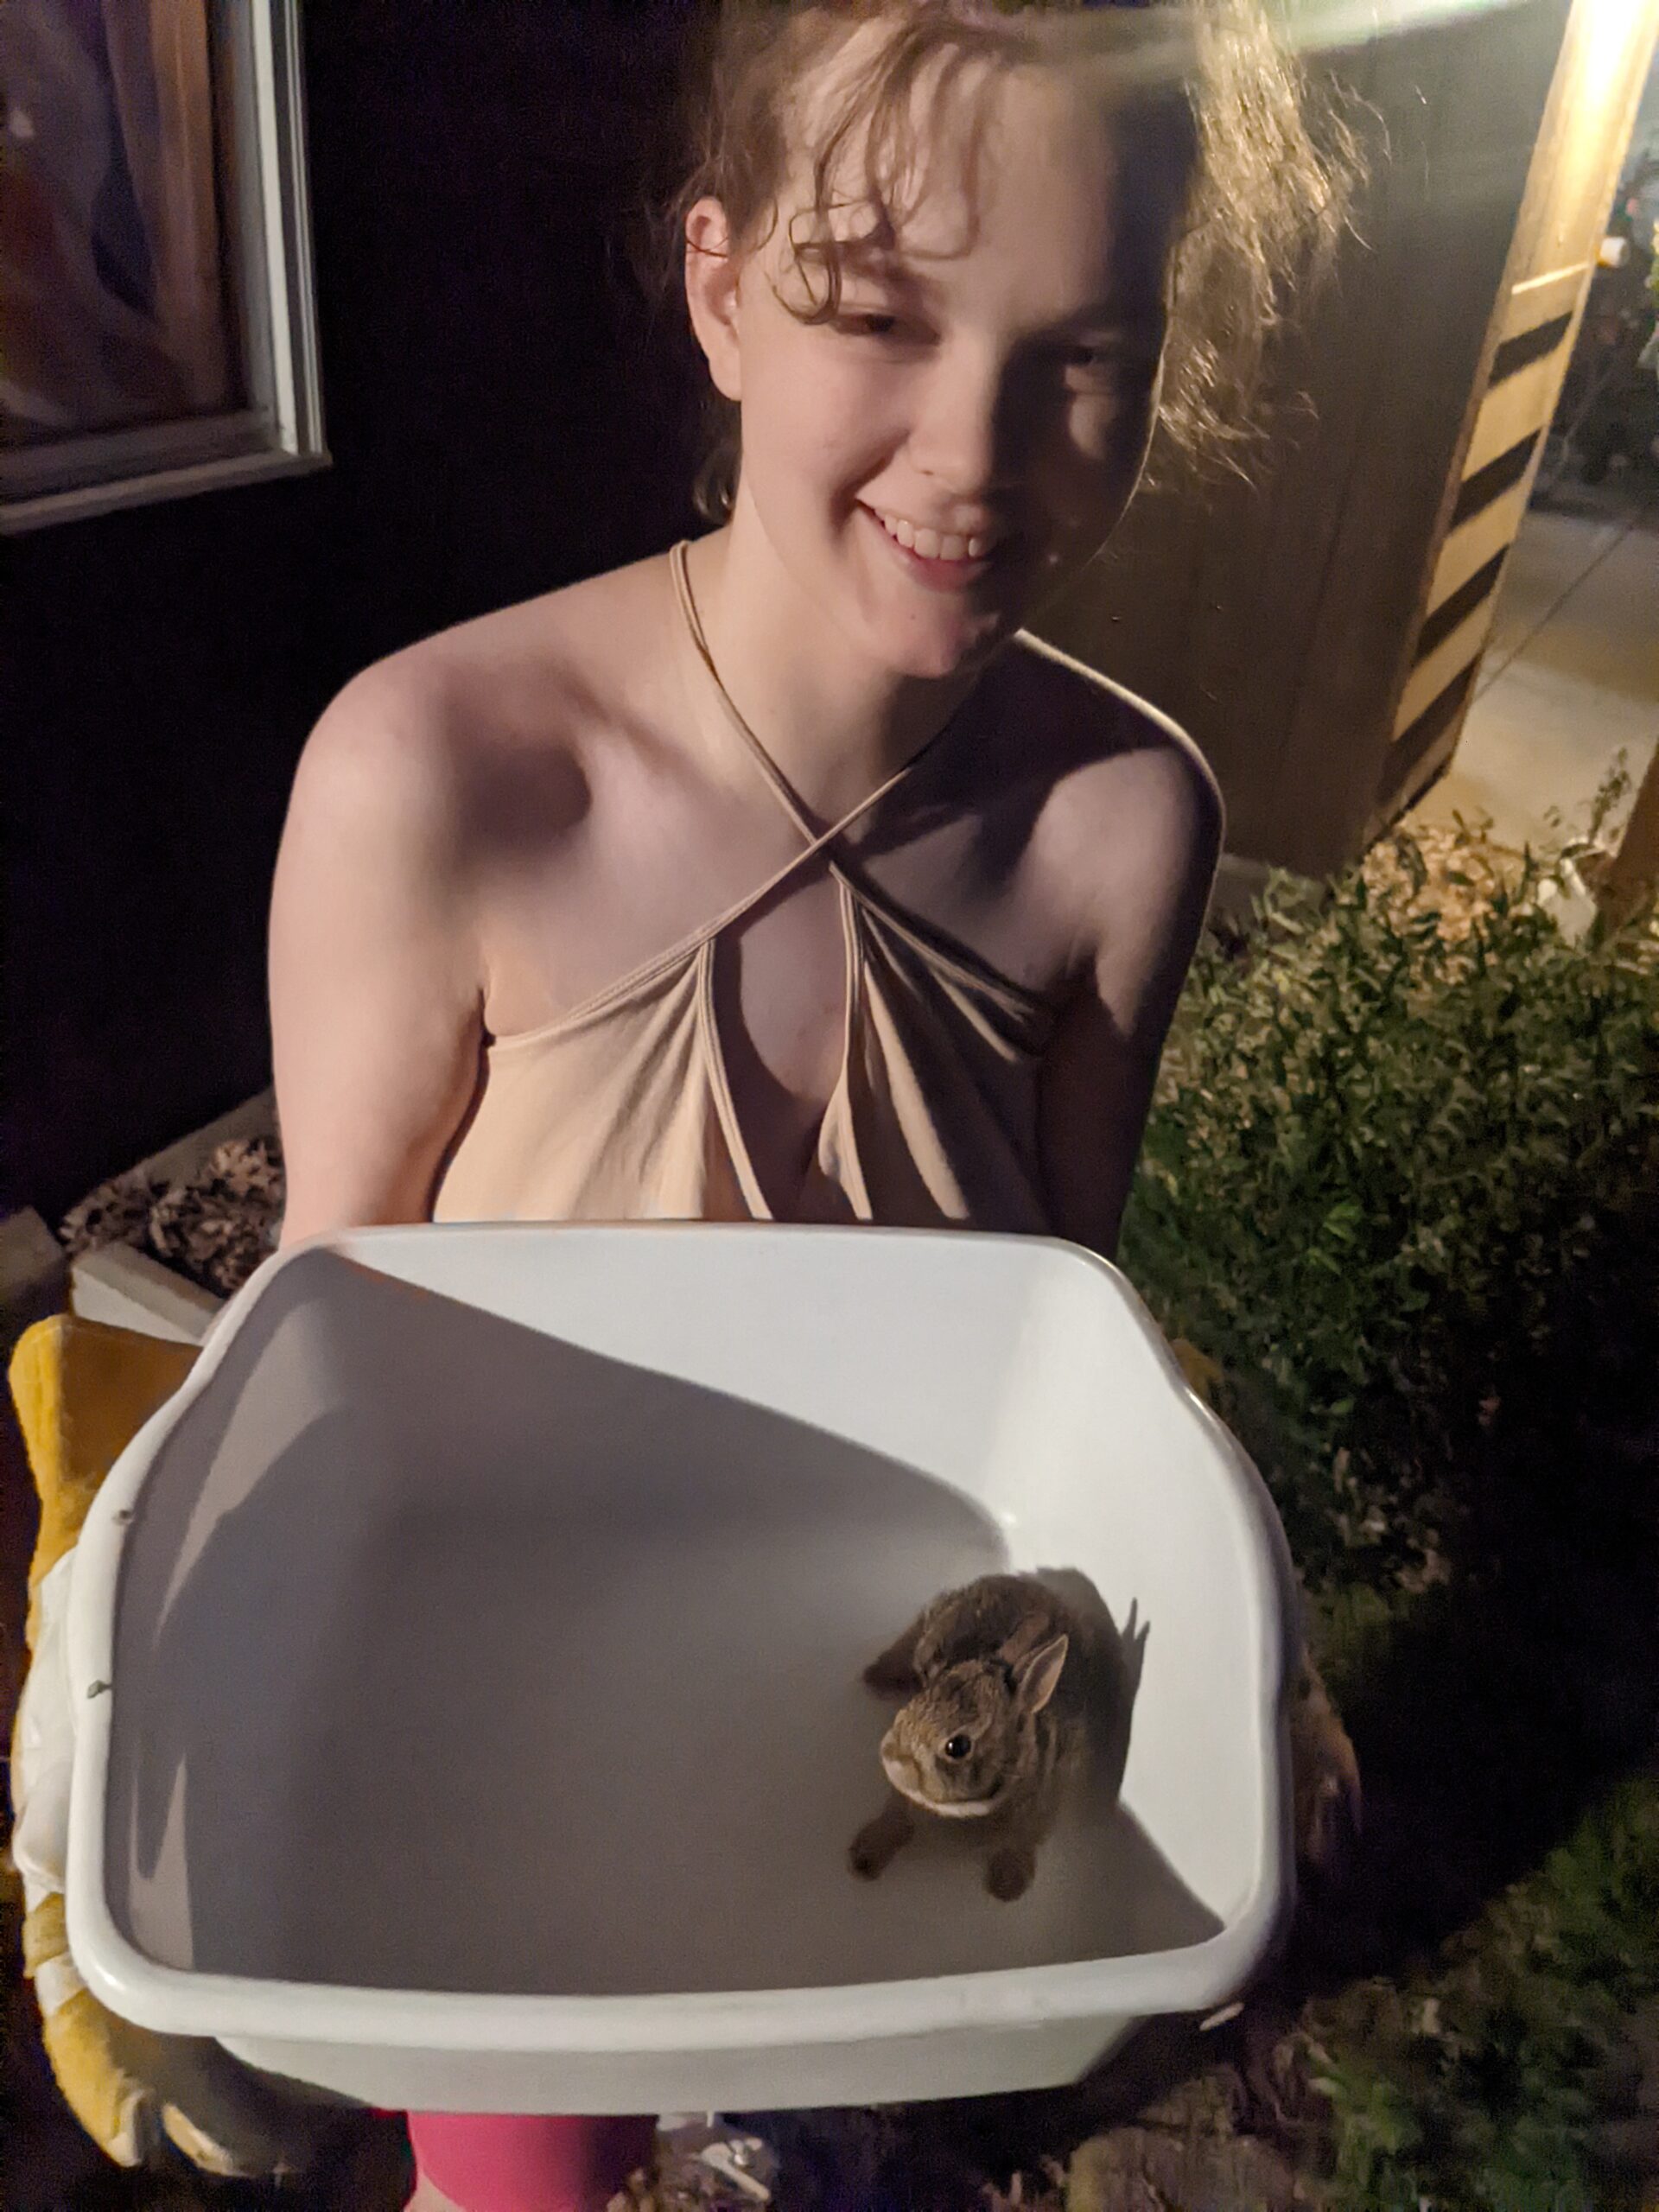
687, 56, 1185, 681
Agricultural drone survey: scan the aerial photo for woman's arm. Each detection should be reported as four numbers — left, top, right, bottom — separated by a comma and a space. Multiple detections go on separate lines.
1037, 737, 1221, 1259
269, 664, 487, 1245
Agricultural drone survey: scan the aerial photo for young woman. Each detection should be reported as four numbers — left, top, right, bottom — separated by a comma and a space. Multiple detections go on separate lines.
270, 5, 1349, 2204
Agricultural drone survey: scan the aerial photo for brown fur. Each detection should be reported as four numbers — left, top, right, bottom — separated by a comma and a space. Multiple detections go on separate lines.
850, 1573, 1090, 1902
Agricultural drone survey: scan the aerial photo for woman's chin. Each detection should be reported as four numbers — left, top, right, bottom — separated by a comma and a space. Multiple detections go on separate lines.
887, 617, 1015, 683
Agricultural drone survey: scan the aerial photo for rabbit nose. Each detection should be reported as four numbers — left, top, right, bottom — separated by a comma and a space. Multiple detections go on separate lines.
880, 1743, 919, 1792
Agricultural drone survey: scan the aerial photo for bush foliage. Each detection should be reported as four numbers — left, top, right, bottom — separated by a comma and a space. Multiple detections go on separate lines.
1122, 808, 1658, 1586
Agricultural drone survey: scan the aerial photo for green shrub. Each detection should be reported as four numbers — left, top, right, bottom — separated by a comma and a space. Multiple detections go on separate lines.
1304, 1775, 1659, 2212
1121, 808, 1658, 1586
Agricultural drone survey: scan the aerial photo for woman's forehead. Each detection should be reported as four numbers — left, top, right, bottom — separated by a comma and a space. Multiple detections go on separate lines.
768, 52, 1178, 319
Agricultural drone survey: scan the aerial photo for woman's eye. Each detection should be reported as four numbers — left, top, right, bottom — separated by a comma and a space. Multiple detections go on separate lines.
1063, 344, 1124, 383
944, 1734, 972, 1761
836, 312, 901, 339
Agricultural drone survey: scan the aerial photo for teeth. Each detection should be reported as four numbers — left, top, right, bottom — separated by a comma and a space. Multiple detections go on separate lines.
877, 512, 993, 563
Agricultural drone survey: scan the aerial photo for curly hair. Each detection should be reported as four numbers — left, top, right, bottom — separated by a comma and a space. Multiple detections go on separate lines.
644, 0, 1359, 521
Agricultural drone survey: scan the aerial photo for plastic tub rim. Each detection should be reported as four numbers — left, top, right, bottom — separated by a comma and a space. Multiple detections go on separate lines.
66, 1222, 1294, 2058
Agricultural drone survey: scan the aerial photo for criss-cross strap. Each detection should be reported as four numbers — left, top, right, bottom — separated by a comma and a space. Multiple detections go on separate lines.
669, 540, 964, 919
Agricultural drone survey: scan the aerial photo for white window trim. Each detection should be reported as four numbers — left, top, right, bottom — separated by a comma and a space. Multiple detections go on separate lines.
1, 0, 328, 535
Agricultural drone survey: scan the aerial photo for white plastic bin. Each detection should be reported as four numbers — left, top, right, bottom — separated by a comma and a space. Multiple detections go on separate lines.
67, 1224, 1294, 2114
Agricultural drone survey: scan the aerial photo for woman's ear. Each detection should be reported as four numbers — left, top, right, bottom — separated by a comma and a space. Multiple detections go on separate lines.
684, 197, 744, 404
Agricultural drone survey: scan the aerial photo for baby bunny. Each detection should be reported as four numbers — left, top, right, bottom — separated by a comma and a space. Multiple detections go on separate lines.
850, 1573, 1089, 1903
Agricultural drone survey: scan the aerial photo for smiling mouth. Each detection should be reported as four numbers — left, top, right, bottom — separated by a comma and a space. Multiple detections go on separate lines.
869, 507, 1001, 563
860, 504, 1014, 587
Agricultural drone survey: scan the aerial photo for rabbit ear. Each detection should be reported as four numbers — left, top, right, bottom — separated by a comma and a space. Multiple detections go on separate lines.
1011, 1632, 1069, 1715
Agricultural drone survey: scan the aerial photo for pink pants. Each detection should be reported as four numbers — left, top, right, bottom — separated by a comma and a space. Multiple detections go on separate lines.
406, 2112, 657, 2212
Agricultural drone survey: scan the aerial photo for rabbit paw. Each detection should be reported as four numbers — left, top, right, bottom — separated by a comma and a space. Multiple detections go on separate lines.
850, 1802, 913, 1880
987, 1847, 1035, 1902
849, 1834, 884, 1881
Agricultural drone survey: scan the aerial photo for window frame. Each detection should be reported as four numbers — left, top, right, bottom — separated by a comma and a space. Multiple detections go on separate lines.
0, 0, 327, 535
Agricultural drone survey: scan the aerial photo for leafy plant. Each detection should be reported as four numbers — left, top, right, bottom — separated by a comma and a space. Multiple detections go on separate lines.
1304, 1777, 1659, 2211
1112, 789, 1659, 2212
1121, 803, 1658, 1586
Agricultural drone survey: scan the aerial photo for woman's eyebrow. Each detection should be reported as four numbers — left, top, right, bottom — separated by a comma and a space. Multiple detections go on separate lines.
834, 244, 925, 292
1050, 302, 1155, 337
831, 238, 1160, 337
1062, 325, 1167, 370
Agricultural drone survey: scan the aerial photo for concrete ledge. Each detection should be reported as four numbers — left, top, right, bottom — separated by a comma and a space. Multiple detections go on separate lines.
52, 1090, 273, 1345
70, 1243, 221, 1346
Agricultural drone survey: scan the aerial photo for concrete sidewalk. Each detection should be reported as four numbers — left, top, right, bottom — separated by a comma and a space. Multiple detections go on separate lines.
1410, 475, 1659, 853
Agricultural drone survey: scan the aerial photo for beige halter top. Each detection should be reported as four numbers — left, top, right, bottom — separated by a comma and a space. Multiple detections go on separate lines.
431, 542, 1063, 1232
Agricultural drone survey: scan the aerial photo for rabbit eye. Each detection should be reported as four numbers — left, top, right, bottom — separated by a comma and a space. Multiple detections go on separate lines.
944, 1734, 971, 1761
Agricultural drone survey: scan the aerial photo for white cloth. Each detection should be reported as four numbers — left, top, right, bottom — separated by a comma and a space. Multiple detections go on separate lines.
10, 1546, 75, 1914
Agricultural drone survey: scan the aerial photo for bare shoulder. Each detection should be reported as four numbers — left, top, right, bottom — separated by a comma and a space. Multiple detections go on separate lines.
288, 551, 666, 863
1008, 631, 1222, 871
1003, 632, 1223, 945
289, 642, 473, 855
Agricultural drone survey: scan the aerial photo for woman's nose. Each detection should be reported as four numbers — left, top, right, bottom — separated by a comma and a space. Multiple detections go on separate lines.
906, 341, 1016, 499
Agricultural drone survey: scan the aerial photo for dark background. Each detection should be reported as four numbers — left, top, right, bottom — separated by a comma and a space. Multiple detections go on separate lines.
4, 1, 702, 1223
